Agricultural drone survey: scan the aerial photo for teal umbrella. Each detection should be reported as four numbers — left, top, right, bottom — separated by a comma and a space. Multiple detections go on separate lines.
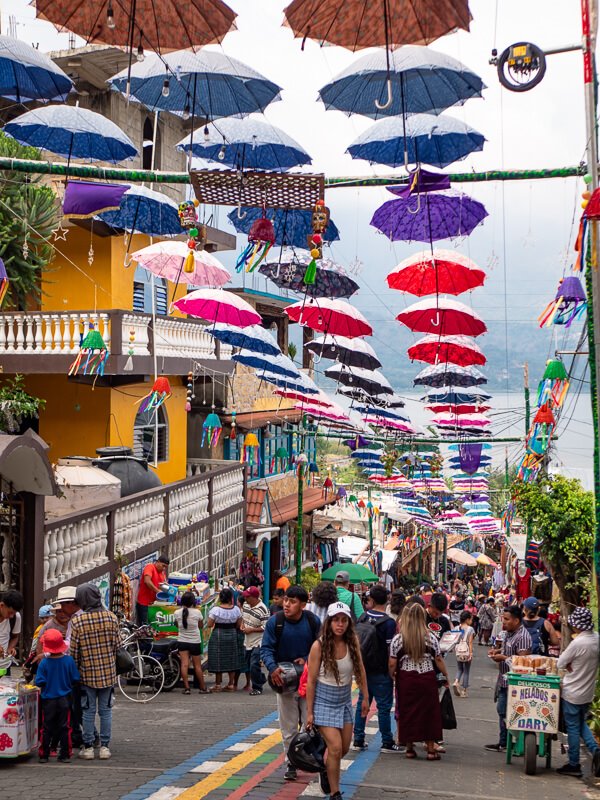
321, 562, 378, 583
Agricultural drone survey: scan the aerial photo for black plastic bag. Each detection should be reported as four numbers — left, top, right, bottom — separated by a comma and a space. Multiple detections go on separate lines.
439, 687, 457, 730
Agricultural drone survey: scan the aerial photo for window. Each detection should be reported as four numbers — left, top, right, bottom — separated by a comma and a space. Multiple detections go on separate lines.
226, 429, 261, 480
133, 266, 168, 315
264, 423, 292, 478
133, 404, 169, 462
142, 117, 161, 170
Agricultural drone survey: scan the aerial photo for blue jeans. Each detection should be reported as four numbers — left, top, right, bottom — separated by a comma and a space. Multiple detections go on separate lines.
81, 686, 114, 747
456, 661, 471, 689
562, 699, 599, 766
245, 647, 266, 691
353, 672, 394, 747
496, 686, 508, 747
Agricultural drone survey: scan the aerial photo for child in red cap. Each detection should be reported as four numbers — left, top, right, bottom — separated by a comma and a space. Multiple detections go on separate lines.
35, 628, 80, 763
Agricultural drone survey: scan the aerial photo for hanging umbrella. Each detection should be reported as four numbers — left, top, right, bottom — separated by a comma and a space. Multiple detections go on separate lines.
228, 208, 340, 248
426, 403, 491, 415
318, 46, 484, 120
232, 350, 299, 378
176, 116, 311, 171
413, 363, 488, 387
36, 0, 236, 52
131, 241, 230, 287
387, 250, 486, 296
446, 548, 478, 567
99, 185, 181, 236
372, 393, 406, 408
276, 388, 330, 406
432, 413, 490, 427
347, 113, 484, 169
351, 448, 383, 460
285, 297, 372, 337
355, 406, 410, 422
209, 323, 280, 356
109, 51, 280, 119
397, 298, 487, 336
4, 104, 137, 163
424, 389, 491, 404
305, 334, 381, 370
325, 364, 393, 396
407, 335, 486, 366
173, 288, 262, 327
257, 370, 319, 394
259, 250, 358, 298
321, 562, 378, 582
372, 192, 488, 242
0, 35, 73, 102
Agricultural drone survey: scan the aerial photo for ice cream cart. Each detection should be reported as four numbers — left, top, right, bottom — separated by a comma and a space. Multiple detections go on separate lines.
506, 671, 561, 775
0, 679, 40, 759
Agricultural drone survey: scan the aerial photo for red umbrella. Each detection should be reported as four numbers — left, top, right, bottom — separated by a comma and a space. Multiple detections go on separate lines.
407, 334, 486, 366
397, 298, 487, 336
387, 249, 485, 296
285, 298, 372, 338
275, 388, 332, 406
425, 403, 491, 414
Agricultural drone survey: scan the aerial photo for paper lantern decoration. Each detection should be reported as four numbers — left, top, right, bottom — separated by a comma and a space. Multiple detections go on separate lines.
536, 359, 569, 408
139, 377, 172, 414
323, 475, 333, 498
202, 412, 222, 447
0, 259, 8, 306
528, 402, 555, 451
271, 446, 289, 472
236, 216, 275, 273
68, 323, 109, 378
337, 486, 347, 500
538, 276, 587, 328
241, 432, 260, 465
307, 461, 319, 486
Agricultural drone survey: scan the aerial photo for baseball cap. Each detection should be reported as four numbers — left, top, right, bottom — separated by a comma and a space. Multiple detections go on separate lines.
334, 570, 350, 583
38, 604, 54, 619
523, 597, 540, 611
41, 629, 68, 655
327, 601, 352, 619
242, 586, 260, 599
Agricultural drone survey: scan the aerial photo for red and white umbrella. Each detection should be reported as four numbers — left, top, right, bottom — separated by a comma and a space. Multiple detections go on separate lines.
276, 388, 332, 407
397, 298, 487, 336
387, 249, 486, 296
425, 403, 491, 414
132, 241, 230, 287
407, 334, 486, 366
362, 416, 415, 434
285, 297, 372, 338
173, 288, 261, 327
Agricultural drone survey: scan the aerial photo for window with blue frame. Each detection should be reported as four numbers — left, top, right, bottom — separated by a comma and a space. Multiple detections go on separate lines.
223, 423, 318, 482
225, 429, 261, 480
264, 423, 292, 478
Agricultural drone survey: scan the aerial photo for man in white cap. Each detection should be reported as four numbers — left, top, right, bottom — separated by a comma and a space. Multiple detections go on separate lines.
556, 607, 600, 778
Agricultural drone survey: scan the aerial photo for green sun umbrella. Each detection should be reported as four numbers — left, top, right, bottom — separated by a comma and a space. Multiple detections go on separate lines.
321, 562, 379, 583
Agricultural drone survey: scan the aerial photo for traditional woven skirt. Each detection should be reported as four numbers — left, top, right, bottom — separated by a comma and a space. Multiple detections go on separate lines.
207, 625, 243, 673
313, 681, 353, 729
395, 669, 442, 744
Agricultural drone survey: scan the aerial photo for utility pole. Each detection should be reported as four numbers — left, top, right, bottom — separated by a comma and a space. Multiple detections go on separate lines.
524, 362, 530, 435
295, 455, 307, 586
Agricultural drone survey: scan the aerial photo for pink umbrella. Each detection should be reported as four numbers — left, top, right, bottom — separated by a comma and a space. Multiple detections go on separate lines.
362, 416, 415, 433
433, 413, 490, 427
425, 402, 491, 414
407, 334, 486, 366
173, 289, 262, 327
285, 297, 372, 338
132, 241, 231, 287
397, 298, 487, 336
276, 388, 333, 406
297, 403, 349, 422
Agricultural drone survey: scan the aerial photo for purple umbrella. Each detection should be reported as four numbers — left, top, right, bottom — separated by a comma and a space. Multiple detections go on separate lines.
371, 191, 487, 242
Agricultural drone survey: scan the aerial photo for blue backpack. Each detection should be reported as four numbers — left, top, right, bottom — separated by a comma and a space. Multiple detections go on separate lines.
523, 618, 545, 654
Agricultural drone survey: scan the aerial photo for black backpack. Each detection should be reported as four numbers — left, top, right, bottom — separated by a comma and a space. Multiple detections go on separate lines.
355, 612, 390, 673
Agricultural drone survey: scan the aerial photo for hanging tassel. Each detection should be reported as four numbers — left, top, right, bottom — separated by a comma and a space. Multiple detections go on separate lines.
303, 259, 317, 285
184, 250, 195, 273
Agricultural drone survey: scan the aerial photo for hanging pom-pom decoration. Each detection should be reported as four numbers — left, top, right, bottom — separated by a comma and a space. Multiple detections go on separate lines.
68, 323, 109, 379
538, 276, 587, 328
139, 376, 172, 415
230, 409, 237, 440
241, 432, 260, 465
123, 327, 135, 372
185, 371, 193, 413
235, 216, 275, 273
202, 410, 222, 447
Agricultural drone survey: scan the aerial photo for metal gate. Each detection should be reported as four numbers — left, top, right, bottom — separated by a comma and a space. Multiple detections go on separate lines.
0, 477, 24, 592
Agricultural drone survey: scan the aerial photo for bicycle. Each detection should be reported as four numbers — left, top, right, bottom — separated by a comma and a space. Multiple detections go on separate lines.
117, 626, 164, 702
118, 618, 181, 691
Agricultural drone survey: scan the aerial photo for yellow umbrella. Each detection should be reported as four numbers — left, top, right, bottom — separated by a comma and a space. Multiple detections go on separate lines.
446, 548, 477, 567
475, 553, 497, 568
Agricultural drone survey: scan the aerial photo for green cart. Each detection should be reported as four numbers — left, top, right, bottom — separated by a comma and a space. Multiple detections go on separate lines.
506, 672, 561, 775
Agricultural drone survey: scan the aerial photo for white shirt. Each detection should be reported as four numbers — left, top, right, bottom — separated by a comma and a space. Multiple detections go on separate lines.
557, 630, 599, 704
0, 612, 21, 654
174, 608, 203, 644
241, 601, 269, 649
318, 647, 354, 686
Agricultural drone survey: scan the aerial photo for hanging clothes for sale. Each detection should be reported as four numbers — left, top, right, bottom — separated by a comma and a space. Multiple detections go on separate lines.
239, 552, 265, 588
112, 570, 132, 619
515, 563, 532, 601
316, 539, 339, 569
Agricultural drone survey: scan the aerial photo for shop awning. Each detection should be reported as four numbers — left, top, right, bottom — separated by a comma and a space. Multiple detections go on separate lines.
269, 487, 337, 526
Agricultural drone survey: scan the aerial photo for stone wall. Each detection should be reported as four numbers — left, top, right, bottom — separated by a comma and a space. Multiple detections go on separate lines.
228, 365, 296, 415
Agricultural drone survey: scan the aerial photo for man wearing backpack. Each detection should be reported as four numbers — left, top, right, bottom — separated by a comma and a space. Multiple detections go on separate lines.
334, 571, 364, 621
261, 585, 321, 781
352, 584, 402, 753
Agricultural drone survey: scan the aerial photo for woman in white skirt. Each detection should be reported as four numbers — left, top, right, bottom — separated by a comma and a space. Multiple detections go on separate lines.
306, 602, 368, 800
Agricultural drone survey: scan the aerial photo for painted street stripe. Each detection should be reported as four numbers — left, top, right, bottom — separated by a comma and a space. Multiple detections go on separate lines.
225, 752, 286, 800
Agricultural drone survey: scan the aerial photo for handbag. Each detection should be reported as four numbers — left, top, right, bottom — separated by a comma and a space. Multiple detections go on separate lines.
439, 686, 458, 730
116, 646, 134, 675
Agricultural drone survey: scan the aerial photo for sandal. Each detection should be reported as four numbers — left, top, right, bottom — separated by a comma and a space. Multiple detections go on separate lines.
182, 688, 191, 695
223, 684, 236, 692
198, 688, 209, 694
210, 685, 222, 693
426, 752, 441, 761
405, 749, 417, 759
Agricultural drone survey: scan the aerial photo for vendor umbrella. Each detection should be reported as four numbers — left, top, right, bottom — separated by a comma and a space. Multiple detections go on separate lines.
413, 363, 488, 387
396, 298, 487, 336
305, 335, 381, 370
173, 288, 261, 327
285, 298, 372, 338
387, 249, 486, 296
210, 323, 280, 356
0, 34, 73, 102
321, 562, 379, 583
407, 335, 486, 366
131, 241, 230, 287
99, 185, 181, 236
446, 548, 478, 567
229, 208, 340, 248
260, 250, 358, 298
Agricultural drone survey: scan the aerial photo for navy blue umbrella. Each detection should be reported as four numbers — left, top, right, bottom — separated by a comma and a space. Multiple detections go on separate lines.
98, 186, 180, 236
413, 363, 488, 387
0, 35, 72, 102
210, 323, 281, 356
232, 351, 299, 378
424, 390, 491, 404
228, 207, 340, 248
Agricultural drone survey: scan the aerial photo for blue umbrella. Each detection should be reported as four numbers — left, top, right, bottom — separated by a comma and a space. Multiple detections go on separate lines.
257, 370, 319, 394
346, 113, 485, 169
176, 116, 311, 171
424, 390, 491, 404
228, 207, 340, 248
319, 45, 485, 120
355, 406, 410, 422
413, 363, 488, 388
4, 104, 137, 163
209, 323, 281, 356
0, 35, 73, 102
109, 51, 281, 120
98, 186, 180, 236
232, 350, 299, 378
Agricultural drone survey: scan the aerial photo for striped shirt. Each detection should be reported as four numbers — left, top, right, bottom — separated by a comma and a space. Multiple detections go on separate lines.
498, 624, 532, 687
69, 609, 119, 689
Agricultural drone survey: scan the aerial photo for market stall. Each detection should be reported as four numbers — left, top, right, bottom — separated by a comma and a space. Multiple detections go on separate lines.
0, 670, 39, 759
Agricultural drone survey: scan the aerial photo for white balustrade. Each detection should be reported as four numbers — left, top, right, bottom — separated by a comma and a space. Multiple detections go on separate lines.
44, 513, 109, 589
0, 312, 111, 356
212, 469, 244, 513
114, 494, 165, 554
153, 317, 217, 359
169, 480, 210, 533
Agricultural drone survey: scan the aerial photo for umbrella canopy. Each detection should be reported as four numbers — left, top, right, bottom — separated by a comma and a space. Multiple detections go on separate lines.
233, 350, 299, 378
426, 403, 491, 415
99, 185, 180, 236
276, 388, 332, 406
283, 0, 470, 49
209, 323, 280, 356
131, 241, 230, 287
318, 46, 485, 120
0, 35, 73, 102
325, 364, 393, 395
259, 250, 358, 298
407, 335, 486, 366
424, 389, 491, 403
372, 191, 488, 243
413, 363, 488, 387
347, 113, 484, 169
285, 298, 372, 338
228, 208, 340, 248
321, 562, 379, 583
35, 0, 235, 50
173, 288, 261, 327
355, 405, 410, 422
305, 335, 381, 370
397, 298, 487, 336
4, 104, 137, 163
257, 370, 319, 394
109, 51, 280, 119
432, 413, 490, 427
446, 548, 478, 567
387, 250, 486, 296
176, 116, 311, 171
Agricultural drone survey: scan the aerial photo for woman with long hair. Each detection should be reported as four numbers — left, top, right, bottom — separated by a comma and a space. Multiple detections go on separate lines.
206, 587, 243, 692
389, 603, 449, 760
306, 602, 368, 800
174, 591, 207, 694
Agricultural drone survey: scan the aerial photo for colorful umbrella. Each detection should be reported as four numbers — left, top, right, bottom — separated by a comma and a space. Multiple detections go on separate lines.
209, 323, 281, 356
99, 185, 181, 236
259, 250, 358, 298
275, 388, 331, 406
305, 334, 381, 370
285, 298, 372, 338
354, 405, 410, 422
258, 370, 319, 394
424, 389, 491, 404
432, 413, 490, 427
4, 104, 137, 163
131, 241, 230, 287
413, 363, 488, 387
396, 298, 487, 336
324, 364, 393, 395
426, 403, 491, 415
407, 335, 486, 366
387, 250, 486, 296
173, 289, 262, 327
446, 548, 478, 567
320, 562, 378, 582
232, 350, 299, 378
228, 208, 340, 248
0, 34, 73, 102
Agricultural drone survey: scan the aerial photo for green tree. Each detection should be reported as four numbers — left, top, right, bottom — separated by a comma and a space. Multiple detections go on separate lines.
0, 374, 45, 433
0, 132, 58, 309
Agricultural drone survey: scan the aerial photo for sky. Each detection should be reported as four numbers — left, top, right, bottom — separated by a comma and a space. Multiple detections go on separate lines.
5, 0, 595, 483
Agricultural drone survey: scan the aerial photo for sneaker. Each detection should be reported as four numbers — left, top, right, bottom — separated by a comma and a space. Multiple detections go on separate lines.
284, 765, 297, 781
57, 755, 70, 763
556, 763, 583, 778
380, 743, 405, 754
330, 792, 343, 800
484, 743, 506, 752
593, 749, 600, 778
79, 747, 95, 760
452, 681, 461, 697
38, 756, 49, 763
351, 741, 368, 751
319, 768, 331, 794
98, 746, 111, 760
